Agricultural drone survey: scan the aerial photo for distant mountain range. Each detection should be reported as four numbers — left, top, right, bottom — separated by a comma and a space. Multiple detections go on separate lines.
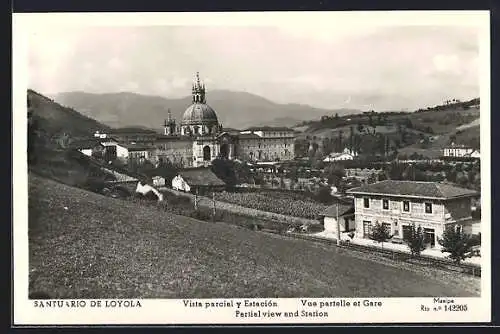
52, 90, 363, 130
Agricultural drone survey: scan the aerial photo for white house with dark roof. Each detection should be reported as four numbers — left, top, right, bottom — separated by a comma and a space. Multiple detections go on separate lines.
323, 148, 355, 162
319, 200, 355, 238
346, 180, 480, 249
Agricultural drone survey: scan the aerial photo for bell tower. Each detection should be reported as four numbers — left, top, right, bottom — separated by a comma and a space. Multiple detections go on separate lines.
192, 72, 206, 104
164, 108, 177, 136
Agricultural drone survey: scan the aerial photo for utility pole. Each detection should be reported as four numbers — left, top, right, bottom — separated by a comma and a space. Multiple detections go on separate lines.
336, 202, 341, 245
212, 192, 216, 222
194, 188, 198, 211
385, 135, 388, 161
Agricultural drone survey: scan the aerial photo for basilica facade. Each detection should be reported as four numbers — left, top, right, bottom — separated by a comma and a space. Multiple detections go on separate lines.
94, 73, 296, 168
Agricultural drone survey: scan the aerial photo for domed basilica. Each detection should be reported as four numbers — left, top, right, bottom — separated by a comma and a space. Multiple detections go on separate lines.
180, 73, 221, 136
96, 72, 296, 168
160, 72, 236, 167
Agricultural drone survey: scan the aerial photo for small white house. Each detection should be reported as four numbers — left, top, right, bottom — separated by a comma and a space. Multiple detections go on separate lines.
172, 175, 191, 192
323, 148, 355, 162
94, 130, 108, 139
100, 139, 128, 159
88, 137, 150, 163
101, 142, 152, 163
320, 202, 355, 238
443, 143, 478, 158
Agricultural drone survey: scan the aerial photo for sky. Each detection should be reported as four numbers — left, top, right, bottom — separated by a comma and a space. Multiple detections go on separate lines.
26, 15, 482, 111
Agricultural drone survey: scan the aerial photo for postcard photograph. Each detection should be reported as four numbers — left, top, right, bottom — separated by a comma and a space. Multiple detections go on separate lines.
13, 11, 491, 325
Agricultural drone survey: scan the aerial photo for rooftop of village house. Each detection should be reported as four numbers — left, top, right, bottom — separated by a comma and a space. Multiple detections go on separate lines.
346, 180, 480, 200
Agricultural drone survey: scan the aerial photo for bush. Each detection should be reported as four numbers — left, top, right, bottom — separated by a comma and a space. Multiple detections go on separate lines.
315, 186, 333, 204
80, 178, 106, 194
104, 185, 131, 199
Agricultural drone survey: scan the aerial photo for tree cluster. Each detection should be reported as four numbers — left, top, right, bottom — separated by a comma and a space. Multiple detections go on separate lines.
369, 221, 392, 248
211, 158, 252, 186
404, 224, 426, 257
438, 226, 476, 264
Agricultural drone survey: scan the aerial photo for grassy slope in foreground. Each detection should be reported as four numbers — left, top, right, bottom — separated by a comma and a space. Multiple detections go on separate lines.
28, 174, 478, 298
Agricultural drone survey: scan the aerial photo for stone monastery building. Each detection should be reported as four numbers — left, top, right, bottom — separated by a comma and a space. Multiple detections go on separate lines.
94, 73, 296, 167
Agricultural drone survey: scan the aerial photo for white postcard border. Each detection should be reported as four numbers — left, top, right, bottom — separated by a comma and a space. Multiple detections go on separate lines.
12, 10, 491, 325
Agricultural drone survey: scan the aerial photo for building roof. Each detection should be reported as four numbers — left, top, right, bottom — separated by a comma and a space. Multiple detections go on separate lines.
107, 128, 158, 135
222, 127, 240, 133
444, 143, 475, 150
69, 138, 104, 150
178, 168, 226, 187
324, 152, 352, 159
238, 133, 262, 139
346, 180, 479, 200
155, 135, 194, 142
320, 198, 354, 217
244, 126, 294, 132
100, 137, 120, 144
120, 143, 153, 151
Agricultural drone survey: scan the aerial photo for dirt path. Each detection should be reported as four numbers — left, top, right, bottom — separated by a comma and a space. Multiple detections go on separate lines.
456, 118, 480, 131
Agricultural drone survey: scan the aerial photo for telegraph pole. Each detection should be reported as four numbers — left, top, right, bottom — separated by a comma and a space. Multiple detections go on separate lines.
336, 202, 341, 245
212, 192, 216, 222
194, 188, 198, 211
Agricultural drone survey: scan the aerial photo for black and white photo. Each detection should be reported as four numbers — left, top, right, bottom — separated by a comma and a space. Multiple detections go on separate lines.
13, 11, 491, 324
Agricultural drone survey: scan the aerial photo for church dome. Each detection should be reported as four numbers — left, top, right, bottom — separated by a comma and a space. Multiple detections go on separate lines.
181, 103, 219, 126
